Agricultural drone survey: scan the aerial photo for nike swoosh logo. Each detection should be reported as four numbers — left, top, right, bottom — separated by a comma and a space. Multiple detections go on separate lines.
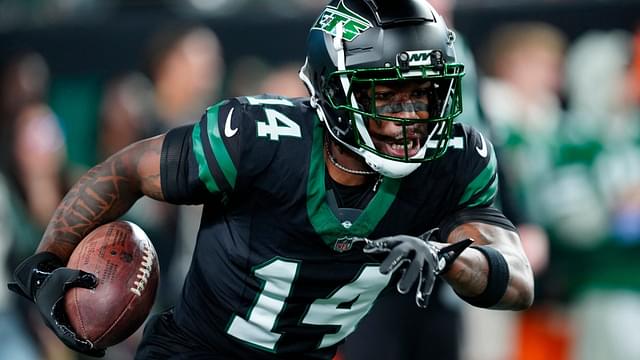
475, 132, 488, 158
224, 108, 237, 138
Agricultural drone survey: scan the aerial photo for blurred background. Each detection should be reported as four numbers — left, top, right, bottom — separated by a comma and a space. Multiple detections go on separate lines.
1, 0, 639, 359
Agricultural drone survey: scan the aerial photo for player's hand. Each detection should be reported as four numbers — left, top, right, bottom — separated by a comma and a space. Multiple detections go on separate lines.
364, 229, 472, 308
8, 252, 106, 357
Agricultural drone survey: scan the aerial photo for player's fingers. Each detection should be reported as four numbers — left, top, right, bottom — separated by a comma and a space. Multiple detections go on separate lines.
55, 269, 97, 290
379, 247, 410, 274
397, 260, 421, 293
415, 270, 436, 308
57, 324, 105, 357
56, 324, 90, 348
395, 269, 409, 294
363, 238, 402, 253
47, 302, 98, 351
74, 338, 104, 358
415, 281, 429, 308
45, 268, 84, 293
363, 245, 387, 254
73, 271, 98, 289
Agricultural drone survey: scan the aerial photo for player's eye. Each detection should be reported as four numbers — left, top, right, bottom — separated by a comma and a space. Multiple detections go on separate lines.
375, 91, 394, 102
412, 88, 430, 98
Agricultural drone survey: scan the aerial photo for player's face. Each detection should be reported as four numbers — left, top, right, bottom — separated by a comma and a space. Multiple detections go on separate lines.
358, 80, 432, 158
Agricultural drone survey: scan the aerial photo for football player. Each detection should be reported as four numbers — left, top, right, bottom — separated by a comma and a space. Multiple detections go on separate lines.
8, 0, 534, 358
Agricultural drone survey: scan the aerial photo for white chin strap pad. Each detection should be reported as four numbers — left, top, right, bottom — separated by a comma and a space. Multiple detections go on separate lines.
363, 151, 421, 178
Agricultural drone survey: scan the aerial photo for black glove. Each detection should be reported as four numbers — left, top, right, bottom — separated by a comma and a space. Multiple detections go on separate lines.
7, 252, 105, 357
363, 229, 472, 308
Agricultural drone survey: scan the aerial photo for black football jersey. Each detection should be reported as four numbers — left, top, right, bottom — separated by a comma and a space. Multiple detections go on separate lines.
159, 95, 507, 359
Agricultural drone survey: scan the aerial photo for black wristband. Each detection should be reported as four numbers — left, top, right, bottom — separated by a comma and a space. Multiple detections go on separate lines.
457, 245, 510, 308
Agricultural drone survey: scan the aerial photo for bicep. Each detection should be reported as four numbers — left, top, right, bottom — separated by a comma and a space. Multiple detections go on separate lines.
445, 209, 527, 275
118, 134, 165, 201
448, 222, 523, 257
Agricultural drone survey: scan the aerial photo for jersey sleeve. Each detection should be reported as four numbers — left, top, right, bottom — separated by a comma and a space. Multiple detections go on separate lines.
455, 125, 499, 209
160, 98, 269, 205
160, 124, 209, 204
438, 125, 515, 237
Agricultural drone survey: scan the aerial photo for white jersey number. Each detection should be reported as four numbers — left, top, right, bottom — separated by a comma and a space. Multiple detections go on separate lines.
226, 259, 390, 351
246, 96, 302, 141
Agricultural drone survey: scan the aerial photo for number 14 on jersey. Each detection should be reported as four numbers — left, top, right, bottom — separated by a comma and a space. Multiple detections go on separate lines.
226, 259, 390, 352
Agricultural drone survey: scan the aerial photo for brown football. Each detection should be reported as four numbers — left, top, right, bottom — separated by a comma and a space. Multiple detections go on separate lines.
64, 221, 159, 349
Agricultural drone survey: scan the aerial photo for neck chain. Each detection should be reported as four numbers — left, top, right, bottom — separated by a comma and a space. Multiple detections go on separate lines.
325, 138, 377, 176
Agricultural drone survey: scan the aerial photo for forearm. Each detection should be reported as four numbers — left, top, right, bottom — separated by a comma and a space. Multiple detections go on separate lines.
37, 136, 164, 261
440, 223, 534, 310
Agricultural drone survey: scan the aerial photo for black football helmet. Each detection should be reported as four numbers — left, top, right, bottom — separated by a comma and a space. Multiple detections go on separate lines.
300, 0, 464, 178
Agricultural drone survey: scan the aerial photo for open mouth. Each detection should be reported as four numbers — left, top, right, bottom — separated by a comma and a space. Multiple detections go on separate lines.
370, 133, 422, 158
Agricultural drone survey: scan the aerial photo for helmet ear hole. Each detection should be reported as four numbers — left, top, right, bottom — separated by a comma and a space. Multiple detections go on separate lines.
326, 76, 347, 106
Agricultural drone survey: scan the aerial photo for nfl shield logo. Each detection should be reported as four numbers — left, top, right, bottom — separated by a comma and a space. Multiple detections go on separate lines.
333, 237, 354, 252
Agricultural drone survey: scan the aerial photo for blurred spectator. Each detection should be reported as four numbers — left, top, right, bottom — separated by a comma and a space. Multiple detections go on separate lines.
480, 22, 566, 143
0, 172, 41, 359
0, 51, 67, 230
479, 22, 565, 277
227, 56, 272, 98
12, 103, 66, 228
0, 49, 68, 278
258, 62, 307, 98
145, 23, 225, 129
0, 51, 72, 359
629, 26, 640, 106
542, 29, 640, 360
480, 22, 566, 138
478, 22, 568, 360
97, 72, 156, 159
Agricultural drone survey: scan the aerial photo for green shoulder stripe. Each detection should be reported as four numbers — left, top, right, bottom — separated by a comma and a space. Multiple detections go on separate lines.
205, 105, 237, 188
458, 146, 498, 207
190, 103, 238, 193
192, 122, 220, 193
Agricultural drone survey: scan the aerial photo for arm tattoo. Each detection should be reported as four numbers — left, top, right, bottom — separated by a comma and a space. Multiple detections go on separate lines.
38, 136, 164, 260
443, 224, 490, 297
